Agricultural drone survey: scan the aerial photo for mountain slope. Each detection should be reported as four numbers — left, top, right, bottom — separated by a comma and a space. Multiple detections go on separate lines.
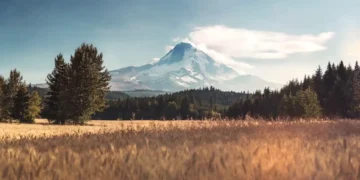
110, 42, 280, 92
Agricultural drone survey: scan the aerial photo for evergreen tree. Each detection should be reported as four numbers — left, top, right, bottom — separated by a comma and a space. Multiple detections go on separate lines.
156, 96, 165, 119
179, 97, 190, 119
330, 61, 348, 116
352, 61, 360, 117
2, 69, 23, 122
312, 66, 324, 106
67, 44, 111, 124
28, 91, 42, 122
227, 100, 243, 119
278, 94, 291, 117
92, 49, 111, 113
295, 88, 322, 118
165, 101, 178, 120
346, 64, 353, 80
13, 84, 32, 123
343, 62, 357, 117
242, 98, 252, 118
209, 97, 214, 110
302, 75, 312, 90
323, 62, 337, 115
337, 61, 347, 81
189, 93, 197, 108
44, 54, 69, 124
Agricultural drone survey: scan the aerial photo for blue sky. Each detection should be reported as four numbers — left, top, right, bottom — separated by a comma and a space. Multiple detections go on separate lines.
0, 0, 359, 84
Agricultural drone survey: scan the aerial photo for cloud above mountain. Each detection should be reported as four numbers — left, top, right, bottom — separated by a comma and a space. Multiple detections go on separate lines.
171, 35, 253, 75
193, 44, 253, 75
169, 25, 335, 75
148, 58, 160, 64
185, 25, 335, 59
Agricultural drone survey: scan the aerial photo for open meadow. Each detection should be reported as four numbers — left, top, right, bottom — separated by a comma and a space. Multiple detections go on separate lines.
1, 119, 360, 179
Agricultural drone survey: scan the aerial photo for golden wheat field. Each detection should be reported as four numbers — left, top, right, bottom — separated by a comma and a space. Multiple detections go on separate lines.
1, 119, 360, 180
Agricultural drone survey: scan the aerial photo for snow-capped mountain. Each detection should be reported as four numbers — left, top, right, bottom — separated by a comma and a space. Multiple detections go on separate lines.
110, 42, 281, 92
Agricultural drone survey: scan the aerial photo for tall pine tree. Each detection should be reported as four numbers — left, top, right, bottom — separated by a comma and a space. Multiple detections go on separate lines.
331, 61, 348, 116
323, 62, 337, 116
312, 66, 324, 106
352, 61, 360, 117
2, 70, 23, 122
13, 84, 32, 123
67, 44, 111, 124
45, 54, 69, 124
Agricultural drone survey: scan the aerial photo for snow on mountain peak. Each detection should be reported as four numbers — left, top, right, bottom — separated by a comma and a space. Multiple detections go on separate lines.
156, 42, 197, 65
109, 42, 280, 92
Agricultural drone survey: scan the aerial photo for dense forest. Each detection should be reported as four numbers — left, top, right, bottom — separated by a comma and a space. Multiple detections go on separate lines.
30, 85, 246, 120
94, 60, 360, 121
96, 60, 360, 120
228, 61, 360, 119
1, 43, 360, 123
92, 87, 246, 120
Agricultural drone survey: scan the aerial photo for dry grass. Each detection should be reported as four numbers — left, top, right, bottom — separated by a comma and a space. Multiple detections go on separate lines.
1, 119, 360, 179
0, 119, 200, 139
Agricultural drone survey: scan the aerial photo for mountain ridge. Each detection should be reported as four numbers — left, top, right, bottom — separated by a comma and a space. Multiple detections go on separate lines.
110, 42, 281, 92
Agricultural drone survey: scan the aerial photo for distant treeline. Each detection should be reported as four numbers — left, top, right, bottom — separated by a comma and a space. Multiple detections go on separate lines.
30, 85, 247, 120
94, 60, 360, 121
27, 86, 129, 101
228, 61, 360, 119
92, 87, 246, 120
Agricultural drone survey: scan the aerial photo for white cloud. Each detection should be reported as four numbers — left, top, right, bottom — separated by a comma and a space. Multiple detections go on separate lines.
167, 37, 253, 74
165, 25, 335, 77
148, 58, 160, 64
195, 43, 253, 75
172, 37, 180, 42
188, 25, 335, 59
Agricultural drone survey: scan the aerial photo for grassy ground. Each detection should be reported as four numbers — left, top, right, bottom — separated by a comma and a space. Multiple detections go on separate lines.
1, 119, 360, 179
0, 119, 203, 139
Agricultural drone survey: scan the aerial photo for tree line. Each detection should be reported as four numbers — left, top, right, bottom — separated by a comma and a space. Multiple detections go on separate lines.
0, 43, 111, 124
228, 61, 360, 119
93, 87, 247, 120
0, 70, 42, 123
